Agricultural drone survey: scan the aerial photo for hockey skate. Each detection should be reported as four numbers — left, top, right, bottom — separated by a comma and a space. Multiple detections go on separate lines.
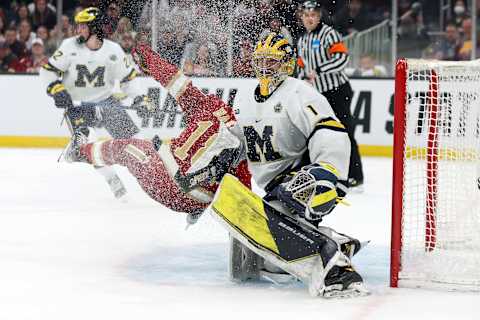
322, 265, 369, 299
62, 129, 89, 163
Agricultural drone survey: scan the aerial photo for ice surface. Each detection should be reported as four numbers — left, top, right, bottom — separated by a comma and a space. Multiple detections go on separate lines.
0, 149, 476, 320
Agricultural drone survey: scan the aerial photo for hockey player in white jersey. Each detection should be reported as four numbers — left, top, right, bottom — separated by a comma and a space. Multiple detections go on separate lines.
211, 32, 368, 298
39, 7, 147, 198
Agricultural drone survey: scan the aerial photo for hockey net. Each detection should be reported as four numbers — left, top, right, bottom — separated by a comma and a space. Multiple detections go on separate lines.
391, 59, 480, 290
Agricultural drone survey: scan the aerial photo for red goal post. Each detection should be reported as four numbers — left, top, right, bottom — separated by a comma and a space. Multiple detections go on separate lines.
391, 58, 480, 290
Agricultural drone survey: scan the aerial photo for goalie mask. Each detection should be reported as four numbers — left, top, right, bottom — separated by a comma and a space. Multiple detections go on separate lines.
252, 33, 295, 97
74, 7, 105, 44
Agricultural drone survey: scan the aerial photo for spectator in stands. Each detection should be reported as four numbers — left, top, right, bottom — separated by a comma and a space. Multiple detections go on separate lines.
183, 42, 219, 77
157, 24, 189, 67
351, 54, 387, 77
28, 0, 56, 15
457, 17, 473, 60
120, 32, 135, 54
103, 2, 121, 39
232, 0, 257, 44
431, 23, 461, 60
73, 6, 84, 17
49, 14, 73, 45
135, 30, 150, 47
18, 20, 36, 50
260, 16, 294, 45
4, 27, 27, 58
36, 25, 55, 56
453, 0, 468, 29
271, 0, 303, 42
10, 4, 31, 28
111, 16, 134, 43
335, 0, 373, 36
233, 0, 275, 48
0, 7, 6, 25
0, 41, 18, 72
26, 38, 48, 73
0, 12, 6, 43
30, 0, 56, 30
232, 38, 255, 77
397, 1, 429, 58
1, 2, 19, 26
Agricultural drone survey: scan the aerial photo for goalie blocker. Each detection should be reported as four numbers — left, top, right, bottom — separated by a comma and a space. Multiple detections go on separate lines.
210, 174, 369, 298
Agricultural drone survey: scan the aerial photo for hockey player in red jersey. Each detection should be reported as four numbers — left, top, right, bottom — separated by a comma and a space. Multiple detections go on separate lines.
68, 43, 251, 222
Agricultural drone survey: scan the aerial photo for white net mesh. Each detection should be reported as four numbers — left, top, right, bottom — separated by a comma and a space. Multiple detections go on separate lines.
399, 59, 480, 290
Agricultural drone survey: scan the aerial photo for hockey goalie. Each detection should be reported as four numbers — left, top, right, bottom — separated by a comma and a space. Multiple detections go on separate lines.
206, 33, 369, 298
66, 35, 368, 298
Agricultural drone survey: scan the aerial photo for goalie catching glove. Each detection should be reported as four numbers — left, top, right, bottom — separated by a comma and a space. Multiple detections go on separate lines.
46, 80, 74, 109
273, 162, 346, 222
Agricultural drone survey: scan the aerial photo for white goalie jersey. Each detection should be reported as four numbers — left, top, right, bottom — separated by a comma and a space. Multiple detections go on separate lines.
232, 77, 351, 189
40, 37, 137, 103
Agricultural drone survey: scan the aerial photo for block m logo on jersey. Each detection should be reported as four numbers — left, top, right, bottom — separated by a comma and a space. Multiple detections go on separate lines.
243, 126, 281, 162
75, 65, 106, 87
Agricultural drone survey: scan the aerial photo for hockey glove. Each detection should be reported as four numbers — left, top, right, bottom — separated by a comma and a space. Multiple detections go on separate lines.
274, 163, 340, 222
47, 80, 74, 109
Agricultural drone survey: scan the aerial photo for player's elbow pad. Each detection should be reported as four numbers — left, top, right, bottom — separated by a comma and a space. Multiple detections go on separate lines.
275, 162, 340, 222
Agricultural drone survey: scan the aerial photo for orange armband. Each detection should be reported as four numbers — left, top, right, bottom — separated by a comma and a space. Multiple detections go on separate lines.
297, 57, 305, 68
328, 42, 348, 55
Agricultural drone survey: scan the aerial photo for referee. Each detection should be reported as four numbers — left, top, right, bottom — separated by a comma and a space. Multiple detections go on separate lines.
296, 0, 364, 188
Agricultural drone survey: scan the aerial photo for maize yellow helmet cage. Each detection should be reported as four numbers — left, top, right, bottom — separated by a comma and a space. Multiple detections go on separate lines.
74, 7, 104, 43
252, 33, 296, 97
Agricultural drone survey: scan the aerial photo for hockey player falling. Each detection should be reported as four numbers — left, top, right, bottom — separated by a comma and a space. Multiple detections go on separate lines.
65, 32, 368, 298
39, 7, 150, 199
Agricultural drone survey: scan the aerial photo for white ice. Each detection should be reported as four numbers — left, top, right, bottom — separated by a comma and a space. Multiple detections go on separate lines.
0, 149, 477, 320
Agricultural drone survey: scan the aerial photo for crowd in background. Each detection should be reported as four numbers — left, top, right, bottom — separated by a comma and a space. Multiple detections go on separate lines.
0, 0, 479, 76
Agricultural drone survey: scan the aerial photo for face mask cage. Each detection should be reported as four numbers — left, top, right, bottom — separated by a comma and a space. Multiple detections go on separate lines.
252, 52, 290, 92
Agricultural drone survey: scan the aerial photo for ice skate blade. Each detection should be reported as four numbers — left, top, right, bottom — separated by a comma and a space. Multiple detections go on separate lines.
322, 282, 370, 299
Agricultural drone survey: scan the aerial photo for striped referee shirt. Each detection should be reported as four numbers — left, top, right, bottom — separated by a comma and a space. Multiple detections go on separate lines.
297, 23, 349, 93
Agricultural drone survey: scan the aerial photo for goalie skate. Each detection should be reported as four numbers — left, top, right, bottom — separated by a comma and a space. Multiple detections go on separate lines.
321, 266, 369, 299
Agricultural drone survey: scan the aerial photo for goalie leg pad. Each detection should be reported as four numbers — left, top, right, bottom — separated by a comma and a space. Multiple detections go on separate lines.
210, 174, 368, 297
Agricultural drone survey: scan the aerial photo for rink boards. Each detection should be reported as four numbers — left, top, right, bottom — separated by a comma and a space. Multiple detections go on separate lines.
0, 75, 394, 156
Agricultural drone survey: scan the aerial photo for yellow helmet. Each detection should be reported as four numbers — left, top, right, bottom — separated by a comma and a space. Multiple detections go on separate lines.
252, 33, 295, 97
74, 7, 105, 43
